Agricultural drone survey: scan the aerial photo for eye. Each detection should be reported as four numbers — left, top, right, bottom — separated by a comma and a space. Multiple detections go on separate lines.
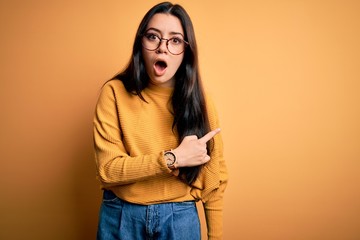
145, 33, 159, 41
169, 37, 183, 45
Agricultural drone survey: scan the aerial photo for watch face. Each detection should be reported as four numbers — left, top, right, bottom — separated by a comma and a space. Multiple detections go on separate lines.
165, 151, 176, 166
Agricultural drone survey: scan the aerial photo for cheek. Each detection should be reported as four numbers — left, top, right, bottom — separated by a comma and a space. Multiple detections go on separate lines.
173, 56, 184, 70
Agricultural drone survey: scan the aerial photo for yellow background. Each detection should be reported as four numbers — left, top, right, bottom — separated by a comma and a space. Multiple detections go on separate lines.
1, 0, 359, 239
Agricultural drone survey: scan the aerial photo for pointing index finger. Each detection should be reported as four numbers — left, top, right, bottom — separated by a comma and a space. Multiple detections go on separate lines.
199, 128, 221, 144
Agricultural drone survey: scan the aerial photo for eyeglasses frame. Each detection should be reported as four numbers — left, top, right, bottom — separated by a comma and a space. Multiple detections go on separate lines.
141, 33, 189, 55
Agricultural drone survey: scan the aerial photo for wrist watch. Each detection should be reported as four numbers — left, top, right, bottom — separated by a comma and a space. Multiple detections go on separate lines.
164, 150, 178, 170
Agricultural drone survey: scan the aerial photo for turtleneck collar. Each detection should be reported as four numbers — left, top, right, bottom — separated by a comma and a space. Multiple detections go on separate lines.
146, 83, 174, 97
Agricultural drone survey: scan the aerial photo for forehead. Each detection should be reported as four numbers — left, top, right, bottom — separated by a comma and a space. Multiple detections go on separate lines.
146, 13, 184, 35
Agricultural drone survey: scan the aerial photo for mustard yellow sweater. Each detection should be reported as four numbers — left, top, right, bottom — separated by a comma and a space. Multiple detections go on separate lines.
93, 80, 228, 239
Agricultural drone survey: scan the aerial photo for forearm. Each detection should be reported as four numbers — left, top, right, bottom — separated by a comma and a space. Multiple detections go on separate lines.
95, 150, 170, 186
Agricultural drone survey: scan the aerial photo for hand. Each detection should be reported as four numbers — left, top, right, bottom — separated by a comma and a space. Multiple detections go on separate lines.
173, 128, 220, 168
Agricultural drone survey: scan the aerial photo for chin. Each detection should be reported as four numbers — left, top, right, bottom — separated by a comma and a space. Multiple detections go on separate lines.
151, 76, 175, 87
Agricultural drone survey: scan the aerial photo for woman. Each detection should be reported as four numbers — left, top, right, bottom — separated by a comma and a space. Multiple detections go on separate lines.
93, 2, 228, 239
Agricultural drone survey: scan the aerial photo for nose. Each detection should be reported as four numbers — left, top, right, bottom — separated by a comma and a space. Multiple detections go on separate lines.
156, 39, 168, 53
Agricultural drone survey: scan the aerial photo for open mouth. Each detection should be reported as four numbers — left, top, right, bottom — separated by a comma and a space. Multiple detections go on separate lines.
154, 60, 167, 75
155, 61, 167, 70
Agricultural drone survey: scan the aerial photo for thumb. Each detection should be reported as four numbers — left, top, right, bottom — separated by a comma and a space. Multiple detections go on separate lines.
183, 135, 198, 140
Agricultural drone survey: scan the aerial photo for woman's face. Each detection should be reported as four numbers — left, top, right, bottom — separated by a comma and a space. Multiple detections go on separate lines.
142, 13, 185, 88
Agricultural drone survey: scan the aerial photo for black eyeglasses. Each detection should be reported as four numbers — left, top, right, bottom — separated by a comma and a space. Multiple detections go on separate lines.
141, 33, 189, 55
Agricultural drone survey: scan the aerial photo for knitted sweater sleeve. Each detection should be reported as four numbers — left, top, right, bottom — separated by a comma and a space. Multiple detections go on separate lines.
204, 133, 228, 240
202, 96, 228, 240
93, 83, 171, 187
187, 95, 228, 239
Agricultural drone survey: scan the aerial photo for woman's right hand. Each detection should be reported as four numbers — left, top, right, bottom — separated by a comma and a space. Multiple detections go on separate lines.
173, 128, 220, 167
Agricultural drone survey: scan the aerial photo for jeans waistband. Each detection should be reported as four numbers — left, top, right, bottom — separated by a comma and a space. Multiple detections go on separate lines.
103, 189, 195, 206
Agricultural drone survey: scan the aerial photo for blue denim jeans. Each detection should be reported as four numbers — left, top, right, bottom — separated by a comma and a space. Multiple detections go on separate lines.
97, 190, 201, 240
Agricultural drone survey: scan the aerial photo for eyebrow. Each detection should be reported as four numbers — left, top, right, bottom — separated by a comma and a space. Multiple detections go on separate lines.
145, 27, 185, 38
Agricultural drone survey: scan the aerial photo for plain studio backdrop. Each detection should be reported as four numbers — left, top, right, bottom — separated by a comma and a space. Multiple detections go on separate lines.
0, 0, 359, 239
